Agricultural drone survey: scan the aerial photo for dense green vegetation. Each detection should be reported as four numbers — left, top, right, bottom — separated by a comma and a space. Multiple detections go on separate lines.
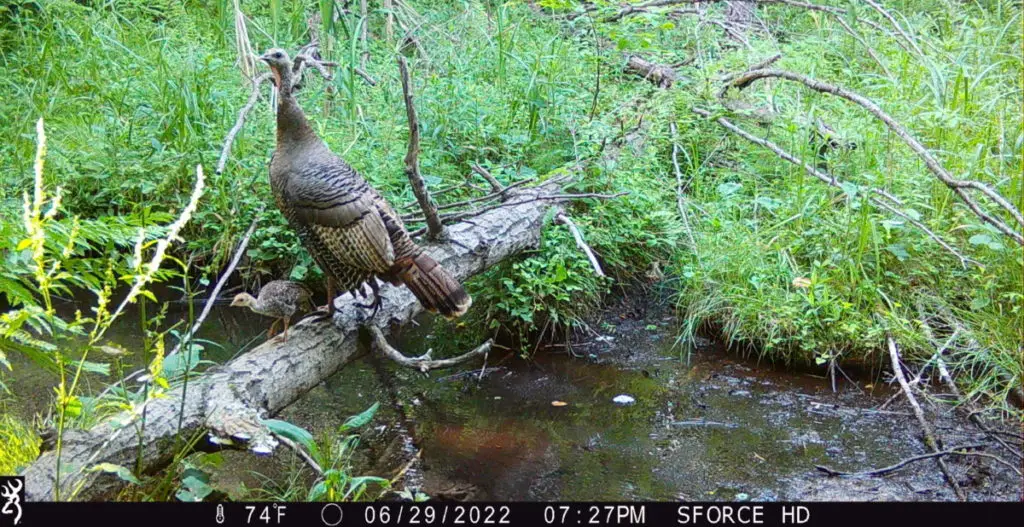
1, 0, 1020, 500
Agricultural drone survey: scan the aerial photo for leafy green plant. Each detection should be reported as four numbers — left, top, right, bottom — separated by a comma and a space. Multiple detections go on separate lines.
263, 402, 389, 502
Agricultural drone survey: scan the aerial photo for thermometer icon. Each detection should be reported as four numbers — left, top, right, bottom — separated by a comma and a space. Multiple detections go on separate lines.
216, 504, 225, 524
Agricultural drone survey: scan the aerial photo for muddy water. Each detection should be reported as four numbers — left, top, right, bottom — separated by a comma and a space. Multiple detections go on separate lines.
5, 292, 1021, 501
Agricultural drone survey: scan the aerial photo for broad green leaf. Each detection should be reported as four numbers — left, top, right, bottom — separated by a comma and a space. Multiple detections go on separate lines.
339, 402, 379, 433
262, 418, 315, 452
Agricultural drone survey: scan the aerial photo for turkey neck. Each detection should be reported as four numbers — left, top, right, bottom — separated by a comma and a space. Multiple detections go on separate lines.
272, 66, 316, 148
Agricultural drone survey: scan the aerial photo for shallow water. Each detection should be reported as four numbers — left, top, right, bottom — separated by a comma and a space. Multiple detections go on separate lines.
5, 291, 1021, 501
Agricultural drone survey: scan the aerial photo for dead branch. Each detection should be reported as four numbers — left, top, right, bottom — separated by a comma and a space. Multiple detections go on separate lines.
274, 432, 323, 475
624, 56, 679, 88
555, 213, 606, 278
724, 69, 1024, 245
359, 0, 369, 70
398, 56, 445, 240
370, 325, 491, 373
384, 0, 394, 40
399, 178, 536, 220
692, 108, 975, 268
887, 335, 966, 500
815, 443, 988, 477
405, 190, 628, 236
861, 0, 925, 58
833, 15, 892, 78
471, 163, 506, 193
917, 305, 1024, 462
669, 122, 698, 250
217, 72, 273, 176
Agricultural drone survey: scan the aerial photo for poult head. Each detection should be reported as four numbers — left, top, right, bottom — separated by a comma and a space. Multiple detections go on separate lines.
259, 48, 291, 73
230, 293, 256, 308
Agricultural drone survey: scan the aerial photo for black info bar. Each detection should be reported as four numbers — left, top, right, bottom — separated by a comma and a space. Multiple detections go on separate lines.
7, 501, 1020, 527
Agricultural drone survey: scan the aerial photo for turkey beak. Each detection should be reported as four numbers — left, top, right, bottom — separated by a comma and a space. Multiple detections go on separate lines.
258, 53, 272, 63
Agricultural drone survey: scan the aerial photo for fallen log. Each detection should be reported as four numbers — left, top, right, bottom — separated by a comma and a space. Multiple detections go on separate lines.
22, 179, 568, 501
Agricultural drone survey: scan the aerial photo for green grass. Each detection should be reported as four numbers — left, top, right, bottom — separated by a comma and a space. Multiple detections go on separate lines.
0, 411, 40, 475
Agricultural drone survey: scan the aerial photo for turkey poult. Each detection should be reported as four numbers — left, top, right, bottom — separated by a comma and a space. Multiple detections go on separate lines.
258, 48, 471, 319
230, 280, 313, 341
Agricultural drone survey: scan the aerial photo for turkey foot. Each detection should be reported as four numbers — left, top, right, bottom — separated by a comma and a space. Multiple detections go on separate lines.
354, 281, 382, 319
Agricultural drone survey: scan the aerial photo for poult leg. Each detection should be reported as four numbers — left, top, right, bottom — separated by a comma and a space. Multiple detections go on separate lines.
267, 318, 281, 339
282, 317, 290, 341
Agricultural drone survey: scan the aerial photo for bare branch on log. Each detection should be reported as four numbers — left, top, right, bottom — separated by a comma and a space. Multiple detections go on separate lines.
723, 69, 1024, 244
555, 213, 606, 278
471, 163, 506, 193
370, 325, 491, 373
406, 190, 628, 237
398, 178, 537, 221
887, 335, 966, 500
692, 108, 975, 268
398, 56, 445, 240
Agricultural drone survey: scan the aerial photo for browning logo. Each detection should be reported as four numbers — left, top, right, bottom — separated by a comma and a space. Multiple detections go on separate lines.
0, 477, 22, 526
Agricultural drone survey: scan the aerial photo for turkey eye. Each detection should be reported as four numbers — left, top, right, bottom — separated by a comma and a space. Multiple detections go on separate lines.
274, 52, 282, 58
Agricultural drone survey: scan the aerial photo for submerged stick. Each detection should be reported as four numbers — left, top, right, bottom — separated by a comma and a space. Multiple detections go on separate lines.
816, 443, 986, 478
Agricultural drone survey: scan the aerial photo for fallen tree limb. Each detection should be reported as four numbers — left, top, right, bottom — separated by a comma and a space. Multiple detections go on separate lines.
22, 178, 572, 501
370, 325, 492, 373
886, 335, 966, 500
815, 443, 987, 478
692, 107, 976, 268
724, 69, 1024, 245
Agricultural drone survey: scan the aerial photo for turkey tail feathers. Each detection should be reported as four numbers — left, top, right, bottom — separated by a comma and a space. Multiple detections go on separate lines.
394, 253, 471, 318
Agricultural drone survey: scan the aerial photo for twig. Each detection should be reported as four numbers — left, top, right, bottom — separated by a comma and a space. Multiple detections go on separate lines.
217, 73, 273, 175
669, 122, 698, 250
555, 213, 606, 278
691, 108, 976, 268
471, 164, 505, 193
917, 306, 1024, 462
359, 0, 369, 71
398, 56, 445, 240
815, 443, 987, 477
274, 432, 323, 475
398, 178, 536, 219
404, 191, 628, 230
384, 0, 394, 41
861, 0, 925, 59
724, 69, 1024, 245
369, 325, 491, 373
887, 335, 966, 500
833, 16, 892, 78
